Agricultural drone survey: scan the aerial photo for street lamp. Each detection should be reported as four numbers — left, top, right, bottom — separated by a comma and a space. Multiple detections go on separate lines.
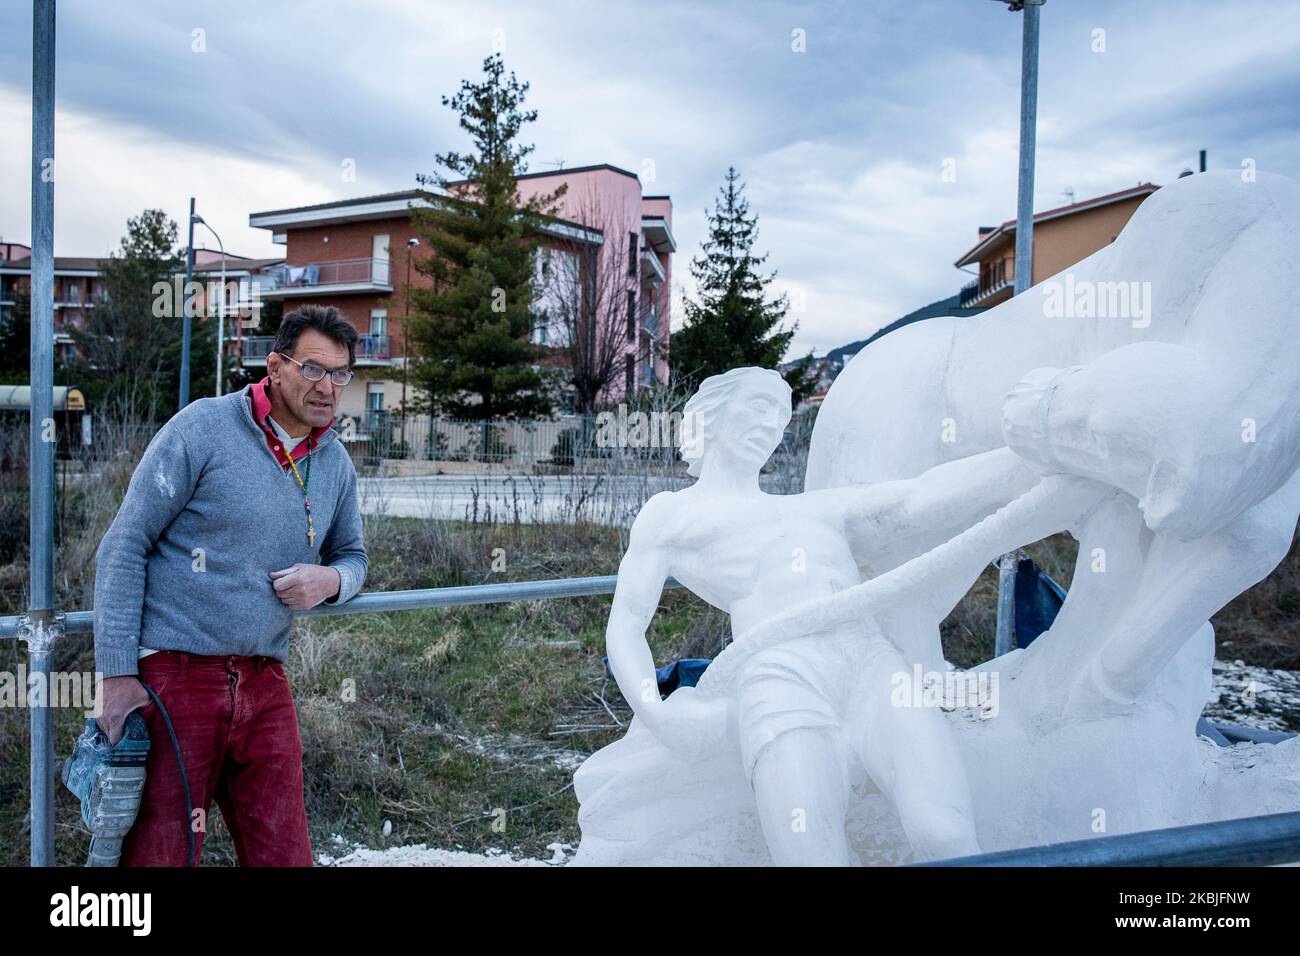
990, 0, 1045, 658
191, 212, 226, 396
402, 237, 418, 451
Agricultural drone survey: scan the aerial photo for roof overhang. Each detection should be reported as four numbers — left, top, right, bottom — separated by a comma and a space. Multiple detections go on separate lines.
250, 196, 424, 230
250, 194, 603, 245
0, 266, 100, 277
955, 228, 1013, 268
954, 184, 1159, 268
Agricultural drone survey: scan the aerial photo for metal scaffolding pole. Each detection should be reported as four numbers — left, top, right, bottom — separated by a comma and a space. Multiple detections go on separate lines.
24, 0, 61, 867
993, 0, 1043, 659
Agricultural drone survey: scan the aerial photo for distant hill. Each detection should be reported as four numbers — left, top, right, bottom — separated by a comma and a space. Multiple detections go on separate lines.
824, 293, 987, 367
782, 293, 989, 402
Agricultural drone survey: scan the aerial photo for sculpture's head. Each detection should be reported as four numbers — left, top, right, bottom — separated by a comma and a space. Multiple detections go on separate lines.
680, 367, 792, 478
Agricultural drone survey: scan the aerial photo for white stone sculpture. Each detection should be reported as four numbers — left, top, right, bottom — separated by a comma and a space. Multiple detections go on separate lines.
573, 171, 1300, 865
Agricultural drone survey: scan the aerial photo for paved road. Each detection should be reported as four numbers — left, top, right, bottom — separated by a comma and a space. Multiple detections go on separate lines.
356, 473, 684, 524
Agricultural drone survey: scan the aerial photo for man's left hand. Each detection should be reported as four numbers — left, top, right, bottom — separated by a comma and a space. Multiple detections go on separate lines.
269, 564, 341, 610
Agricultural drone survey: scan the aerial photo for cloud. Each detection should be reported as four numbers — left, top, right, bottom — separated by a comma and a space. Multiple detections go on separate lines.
1, 0, 1296, 359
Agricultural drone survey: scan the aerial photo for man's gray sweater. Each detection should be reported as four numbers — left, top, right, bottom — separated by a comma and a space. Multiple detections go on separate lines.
93, 386, 368, 678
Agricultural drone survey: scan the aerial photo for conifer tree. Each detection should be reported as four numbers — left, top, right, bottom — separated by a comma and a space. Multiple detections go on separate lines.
670, 167, 813, 401
406, 53, 563, 421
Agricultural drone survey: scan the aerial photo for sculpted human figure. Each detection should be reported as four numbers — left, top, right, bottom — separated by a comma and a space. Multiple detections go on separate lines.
579, 174, 1300, 865
596, 366, 1102, 865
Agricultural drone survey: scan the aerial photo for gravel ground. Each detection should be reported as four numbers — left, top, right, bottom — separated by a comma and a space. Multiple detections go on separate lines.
1204, 659, 1300, 733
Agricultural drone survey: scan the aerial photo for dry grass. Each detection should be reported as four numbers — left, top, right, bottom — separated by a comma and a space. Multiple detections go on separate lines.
0, 411, 1297, 864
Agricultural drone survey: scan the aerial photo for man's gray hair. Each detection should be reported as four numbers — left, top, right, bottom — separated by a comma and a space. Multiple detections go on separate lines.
680, 367, 791, 477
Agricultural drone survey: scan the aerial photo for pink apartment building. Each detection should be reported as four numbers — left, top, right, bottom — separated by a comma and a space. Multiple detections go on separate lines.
245, 164, 674, 424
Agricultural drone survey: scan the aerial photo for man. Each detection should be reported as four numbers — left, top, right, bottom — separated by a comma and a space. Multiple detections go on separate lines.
588, 366, 1063, 865
93, 304, 369, 866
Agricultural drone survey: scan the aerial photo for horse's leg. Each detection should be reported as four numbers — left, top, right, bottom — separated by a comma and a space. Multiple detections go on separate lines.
1067, 470, 1300, 714
1017, 493, 1150, 707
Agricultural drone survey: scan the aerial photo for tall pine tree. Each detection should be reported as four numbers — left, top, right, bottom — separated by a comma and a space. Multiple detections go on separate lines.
65, 208, 183, 423
670, 167, 813, 401
406, 53, 563, 421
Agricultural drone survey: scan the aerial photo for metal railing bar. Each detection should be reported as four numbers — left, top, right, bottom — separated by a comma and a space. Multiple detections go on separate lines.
0, 574, 686, 637
916, 810, 1300, 867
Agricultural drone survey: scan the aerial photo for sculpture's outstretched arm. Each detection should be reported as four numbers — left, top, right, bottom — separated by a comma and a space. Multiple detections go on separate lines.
835, 447, 1043, 573
737, 475, 1115, 655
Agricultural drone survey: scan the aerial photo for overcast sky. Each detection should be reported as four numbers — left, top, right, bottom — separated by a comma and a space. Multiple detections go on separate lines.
2, 0, 1297, 357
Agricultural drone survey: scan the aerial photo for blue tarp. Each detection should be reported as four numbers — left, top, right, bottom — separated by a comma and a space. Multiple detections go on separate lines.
602, 656, 712, 695
1014, 555, 1067, 647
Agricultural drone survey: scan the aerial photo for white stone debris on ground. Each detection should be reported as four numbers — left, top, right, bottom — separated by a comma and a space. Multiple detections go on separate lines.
435, 725, 588, 772
317, 834, 575, 867
1204, 659, 1300, 733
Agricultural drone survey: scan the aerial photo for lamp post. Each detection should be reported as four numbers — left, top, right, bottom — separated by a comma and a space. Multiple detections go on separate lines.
402, 237, 418, 453
179, 196, 195, 409
992, 0, 1045, 659
192, 213, 226, 396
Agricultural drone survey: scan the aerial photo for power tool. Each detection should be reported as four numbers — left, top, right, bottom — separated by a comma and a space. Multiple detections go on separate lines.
62, 683, 194, 867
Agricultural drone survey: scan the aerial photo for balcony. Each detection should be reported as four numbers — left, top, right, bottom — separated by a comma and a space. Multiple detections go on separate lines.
640, 248, 665, 287
262, 257, 394, 297
959, 275, 1013, 308
240, 334, 393, 367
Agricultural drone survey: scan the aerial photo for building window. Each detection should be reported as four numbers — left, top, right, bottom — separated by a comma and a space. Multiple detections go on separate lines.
372, 235, 390, 284
530, 310, 549, 346
626, 290, 636, 340
625, 354, 635, 393
628, 232, 638, 277
369, 309, 387, 337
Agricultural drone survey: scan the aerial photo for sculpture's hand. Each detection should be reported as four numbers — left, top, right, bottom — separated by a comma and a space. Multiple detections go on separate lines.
1001, 366, 1076, 473
643, 686, 730, 757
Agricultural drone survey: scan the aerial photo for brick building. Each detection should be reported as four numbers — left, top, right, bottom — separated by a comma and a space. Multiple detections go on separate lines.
0, 242, 106, 364
246, 164, 674, 425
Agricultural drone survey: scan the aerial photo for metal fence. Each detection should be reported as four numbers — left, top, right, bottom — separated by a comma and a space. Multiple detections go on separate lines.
346, 412, 681, 471
0, 412, 677, 473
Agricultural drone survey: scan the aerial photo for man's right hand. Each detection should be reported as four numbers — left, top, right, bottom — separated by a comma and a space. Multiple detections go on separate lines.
97, 675, 152, 745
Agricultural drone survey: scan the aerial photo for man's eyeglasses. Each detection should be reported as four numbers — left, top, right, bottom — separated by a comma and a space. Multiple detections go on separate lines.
277, 352, 354, 387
